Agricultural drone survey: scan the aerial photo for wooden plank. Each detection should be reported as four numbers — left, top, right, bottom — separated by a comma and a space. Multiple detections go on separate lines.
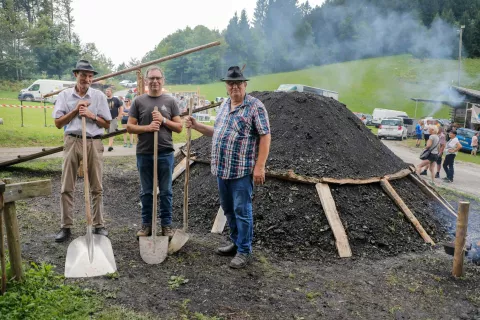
3, 181, 23, 281
3, 180, 52, 203
172, 158, 195, 182
211, 207, 227, 234
408, 174, 457, 218
315, 183, 352, 258
380, 178, 435, 245
384, 168, 414, 181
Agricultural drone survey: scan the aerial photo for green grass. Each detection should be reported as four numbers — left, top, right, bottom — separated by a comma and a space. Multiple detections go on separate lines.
2, 55, 480, 147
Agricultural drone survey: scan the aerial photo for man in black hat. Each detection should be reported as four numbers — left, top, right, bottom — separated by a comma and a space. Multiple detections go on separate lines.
52, 59, 112, 242
186, 66, 271, 269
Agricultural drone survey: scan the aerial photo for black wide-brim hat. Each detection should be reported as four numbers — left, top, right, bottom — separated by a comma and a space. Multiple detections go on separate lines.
221, 66, 249, 81
72, 59, 98, 75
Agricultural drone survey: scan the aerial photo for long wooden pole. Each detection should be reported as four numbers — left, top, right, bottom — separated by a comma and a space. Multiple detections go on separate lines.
0, 181, 6, 294
3, 179, 23, 281
44, 41, 221, 98
453, 201, 470, 277
183, 98, 193, 232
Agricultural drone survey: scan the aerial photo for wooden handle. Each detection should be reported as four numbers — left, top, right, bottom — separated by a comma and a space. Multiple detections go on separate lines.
152, 106, 158, 237
82, 117, 92, 226
183, 99, 193, 232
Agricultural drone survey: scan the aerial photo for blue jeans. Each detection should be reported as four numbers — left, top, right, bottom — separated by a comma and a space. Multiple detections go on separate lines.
217, 175, 254, 254
136, 152, 174, 226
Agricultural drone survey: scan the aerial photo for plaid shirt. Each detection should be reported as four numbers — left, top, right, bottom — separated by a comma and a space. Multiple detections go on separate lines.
211, 94, 270, 180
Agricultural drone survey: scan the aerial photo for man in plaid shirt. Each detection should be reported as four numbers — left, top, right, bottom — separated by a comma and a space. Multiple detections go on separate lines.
186, 66, 271, 268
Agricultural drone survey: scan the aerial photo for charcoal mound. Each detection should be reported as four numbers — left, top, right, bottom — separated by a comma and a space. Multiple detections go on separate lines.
190, 91, 408, 179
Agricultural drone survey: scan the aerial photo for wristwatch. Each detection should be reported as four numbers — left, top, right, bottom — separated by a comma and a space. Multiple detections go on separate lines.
93, 115, 98, 122
162, 117, 167, 125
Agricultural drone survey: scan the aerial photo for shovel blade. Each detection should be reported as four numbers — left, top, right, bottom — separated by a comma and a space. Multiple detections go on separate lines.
65, 235, 117, 278
139, 235, 169, 264
211, 207, 226, 234
168, 230, 190, 255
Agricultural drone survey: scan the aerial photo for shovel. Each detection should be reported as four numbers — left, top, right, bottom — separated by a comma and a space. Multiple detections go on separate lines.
139, 107, 169, 264
168, 101, 193, 254
65, 117, 117, 278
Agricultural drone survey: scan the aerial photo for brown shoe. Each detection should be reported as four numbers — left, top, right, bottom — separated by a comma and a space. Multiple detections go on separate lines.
215, 243, 237, 256
161, 225, 175, 238
136, 225, 152, 237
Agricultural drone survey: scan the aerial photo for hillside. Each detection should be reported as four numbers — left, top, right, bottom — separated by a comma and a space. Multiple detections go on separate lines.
167, 55, 480, 119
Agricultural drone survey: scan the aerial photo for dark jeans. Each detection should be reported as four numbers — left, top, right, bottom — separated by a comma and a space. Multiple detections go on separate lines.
217, 175, 254, 254
136, 152, 174, 226
424, 133, 430, 145
443, 154, 456, 181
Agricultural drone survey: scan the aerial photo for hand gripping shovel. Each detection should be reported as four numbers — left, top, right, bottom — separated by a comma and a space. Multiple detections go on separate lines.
65, 117, 117, 278
139, 107, 169, 264
168, 102, 193, 254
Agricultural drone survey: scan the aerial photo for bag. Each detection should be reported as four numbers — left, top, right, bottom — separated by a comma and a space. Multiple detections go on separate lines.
419, 137, 440, 160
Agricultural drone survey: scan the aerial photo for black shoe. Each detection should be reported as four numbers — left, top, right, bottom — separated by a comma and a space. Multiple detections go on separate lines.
108, 146, 113, 152
215, 243, 237, 256
229, 253, 252, 269
55, 228, 71, 242
435, 172, 440, 179
420, 170, 427, 176
94, 227, 109, 237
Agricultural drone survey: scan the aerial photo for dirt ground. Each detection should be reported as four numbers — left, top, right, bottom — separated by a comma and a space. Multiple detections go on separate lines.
3, 157, 480, 320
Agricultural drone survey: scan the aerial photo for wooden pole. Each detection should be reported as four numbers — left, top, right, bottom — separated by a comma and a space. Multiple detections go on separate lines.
3, 179, 23, 281
183, 98, 194, 232
0, 181, 6, 294
380, 178, 435, 245
453, 201, 470, 277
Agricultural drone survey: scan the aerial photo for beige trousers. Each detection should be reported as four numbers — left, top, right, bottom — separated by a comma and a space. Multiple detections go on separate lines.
60, 135, 105, 228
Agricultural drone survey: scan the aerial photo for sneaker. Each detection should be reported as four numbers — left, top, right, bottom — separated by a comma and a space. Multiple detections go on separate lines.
136, 225, 152, 237
420, 170, 427, 176
129, 143, 133, 148
54, 228, 71, 242
215, 243, 237, 256
124, 143, 127, 147
94, 227, 108, 237
161, 226, 175, 238
435, 172, 440, 179
229, 253, 252, 269
108, 146, 113, 152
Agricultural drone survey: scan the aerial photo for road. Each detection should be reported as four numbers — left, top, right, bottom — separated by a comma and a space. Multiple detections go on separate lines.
382, 140, 480, 198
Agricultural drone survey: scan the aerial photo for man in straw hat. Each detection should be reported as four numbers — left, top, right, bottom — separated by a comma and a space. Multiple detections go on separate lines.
186, 66, 271, 269
52, 59, 112, 242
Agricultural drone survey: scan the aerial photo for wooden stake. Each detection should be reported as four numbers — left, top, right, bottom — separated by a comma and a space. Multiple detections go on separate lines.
453, 201, 470, 277
315, 183, 352, 258
0, 181, 6, 294
3, 179, 23, 281
380, 178, 435, 245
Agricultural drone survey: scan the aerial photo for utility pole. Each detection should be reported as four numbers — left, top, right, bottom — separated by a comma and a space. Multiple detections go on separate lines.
458, 25, 465, 86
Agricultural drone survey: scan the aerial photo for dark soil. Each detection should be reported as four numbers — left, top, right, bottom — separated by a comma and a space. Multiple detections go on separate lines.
190, 91, 408, 179
2, 158, 480, 320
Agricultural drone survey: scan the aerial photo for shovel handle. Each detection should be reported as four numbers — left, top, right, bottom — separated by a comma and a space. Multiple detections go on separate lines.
183, 99, 193, 232
82, 117, 93, 226
152, 107, 159, 238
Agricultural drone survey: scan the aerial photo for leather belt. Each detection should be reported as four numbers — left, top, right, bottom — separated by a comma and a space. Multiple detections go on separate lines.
68, 134, 102, 139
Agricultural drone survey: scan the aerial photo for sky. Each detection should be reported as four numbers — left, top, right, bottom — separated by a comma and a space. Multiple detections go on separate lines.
71, 0, 326, 67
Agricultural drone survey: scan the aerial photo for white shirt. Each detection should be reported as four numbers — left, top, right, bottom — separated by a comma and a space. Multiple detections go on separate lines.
52, 87, 112, 137
471, 135, 478, 147
446, 137, 459, 155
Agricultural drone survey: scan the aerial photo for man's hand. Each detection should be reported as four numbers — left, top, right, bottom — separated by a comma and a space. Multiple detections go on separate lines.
253, 164, 266, 185
79, 104, 95, 120
146, 121, 160, 132
185, 116, 197, 129
75, 100, 90, 114
152, 110, 164, 123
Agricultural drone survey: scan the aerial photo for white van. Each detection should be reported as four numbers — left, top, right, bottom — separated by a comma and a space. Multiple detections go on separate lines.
18, 79, 76, 103
372, 108, 408, 127
276, 84, 339, 101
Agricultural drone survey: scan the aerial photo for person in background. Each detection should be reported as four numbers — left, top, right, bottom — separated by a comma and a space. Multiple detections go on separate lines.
416, 125, 440, 185
423, 120, 431, 146
415, 120, 423, 147
121, 97, 134, 147
443, 130, 462, 183
435, 126, 446, 178
471, 132, 478, 156
105, 88, 123, 151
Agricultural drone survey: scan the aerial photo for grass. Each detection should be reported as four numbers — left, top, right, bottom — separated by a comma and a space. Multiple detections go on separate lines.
2, 54, 480, 147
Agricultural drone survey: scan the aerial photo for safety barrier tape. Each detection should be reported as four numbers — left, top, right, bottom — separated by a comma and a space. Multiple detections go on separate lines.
0, 104, 54, 109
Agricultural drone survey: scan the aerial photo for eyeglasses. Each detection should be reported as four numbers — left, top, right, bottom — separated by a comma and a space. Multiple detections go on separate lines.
226, 81, 244, 87
147, 76, 163, 82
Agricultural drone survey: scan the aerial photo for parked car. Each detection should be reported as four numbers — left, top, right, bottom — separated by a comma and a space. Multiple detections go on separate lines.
18, 79, 75, 103
364, 114, 373, 126
377, 117, 408, 140
456, 128, 478, 152
119, 80, 132, 87
372, 108, 408, 127
125, 81, 137, 88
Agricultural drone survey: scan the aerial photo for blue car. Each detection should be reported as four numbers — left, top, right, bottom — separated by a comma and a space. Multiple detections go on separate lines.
456, 128, 478, 152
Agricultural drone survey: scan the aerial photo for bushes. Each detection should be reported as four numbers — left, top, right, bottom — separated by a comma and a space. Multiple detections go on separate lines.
0, 81, 31, 92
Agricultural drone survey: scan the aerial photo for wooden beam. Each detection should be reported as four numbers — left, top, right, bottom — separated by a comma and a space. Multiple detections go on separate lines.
3, 179, 23, 282
172, 158, 194, 182
0, 182, 6, 294
408, 174, 457, 218
315, 183, 352, 258
3, 180, 52, 203
453, 202, 470, 277
380, 178, 435, 245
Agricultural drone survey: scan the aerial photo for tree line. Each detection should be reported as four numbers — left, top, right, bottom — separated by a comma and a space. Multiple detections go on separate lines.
1, 0, 480, 84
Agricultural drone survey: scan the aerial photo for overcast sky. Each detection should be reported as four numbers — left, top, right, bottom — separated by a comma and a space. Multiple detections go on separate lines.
71, 0, 326, 67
